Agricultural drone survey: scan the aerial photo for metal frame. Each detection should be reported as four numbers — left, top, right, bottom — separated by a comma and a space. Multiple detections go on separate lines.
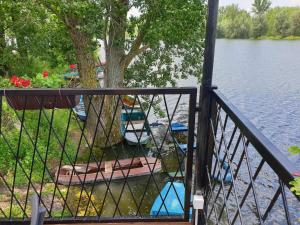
0, 87, 197, 224
202, 89, 300, 225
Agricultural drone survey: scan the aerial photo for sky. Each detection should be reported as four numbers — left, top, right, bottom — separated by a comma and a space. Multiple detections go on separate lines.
220, 0, 300, 11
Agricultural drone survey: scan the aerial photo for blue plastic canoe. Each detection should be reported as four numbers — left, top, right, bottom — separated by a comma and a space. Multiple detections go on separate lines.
150, 182, 191, 217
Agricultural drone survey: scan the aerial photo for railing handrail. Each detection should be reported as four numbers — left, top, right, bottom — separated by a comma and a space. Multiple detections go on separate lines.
212, 89, 298, 189
0, 87, 197, 96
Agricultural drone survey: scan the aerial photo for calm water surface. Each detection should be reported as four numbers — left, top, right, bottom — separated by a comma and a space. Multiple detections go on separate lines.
214, 39, 300, 167
182, 39, 300, 167
180, 40, 300, 222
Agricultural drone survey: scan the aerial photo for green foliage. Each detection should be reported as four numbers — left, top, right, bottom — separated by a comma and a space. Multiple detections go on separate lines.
0, 0, 75, 77
273, 11, 290, 37
217, 5, 300, 39
217, 5, 252, 39
252, 15, 268, 38
0, 101, 78, 186
289, 146, 300, 155
290, 177, 300, 196
0, 72, 66, 88
252, 0, 271, 15
125, 0, 206, 86
32, 73, 65, 88
288, 146, 300, 197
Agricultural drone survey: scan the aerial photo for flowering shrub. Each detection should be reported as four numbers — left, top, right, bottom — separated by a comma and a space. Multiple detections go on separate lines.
0, 71, 65, 88
10, 75, 31, 88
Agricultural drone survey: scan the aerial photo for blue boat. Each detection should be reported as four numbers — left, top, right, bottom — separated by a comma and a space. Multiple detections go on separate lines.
73, 96, 86, 121
171, 123, 188, 132
73, 98, 147, 124
64, 66, 104, 80
213, 159, 233, 183
177, 143, 197, 153
121, 109, 146, 121
150, 182, 191, 217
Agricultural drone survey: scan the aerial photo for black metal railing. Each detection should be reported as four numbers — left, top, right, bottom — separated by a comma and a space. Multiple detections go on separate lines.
201, 89, 300, 225
0, 88, 197, 224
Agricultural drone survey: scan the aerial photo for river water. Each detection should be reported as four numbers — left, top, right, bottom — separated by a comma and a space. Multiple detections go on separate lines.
182, 39, 300, 166
179, 39, 300, 223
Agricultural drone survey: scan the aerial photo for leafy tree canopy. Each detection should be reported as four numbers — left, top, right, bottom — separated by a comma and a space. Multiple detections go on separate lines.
252, 0, 271, 15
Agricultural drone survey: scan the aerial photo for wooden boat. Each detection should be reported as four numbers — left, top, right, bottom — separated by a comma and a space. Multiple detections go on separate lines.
122, 95, 141, 109
124, 132, 151, 145
55, 157, 161, 185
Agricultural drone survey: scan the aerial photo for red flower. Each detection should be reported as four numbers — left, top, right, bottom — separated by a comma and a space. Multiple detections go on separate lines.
10, 75, 18, 85
10, 75, 31, 88
42, 71, 49, 78
21, 79, 31, 88
69, 64, 77, 69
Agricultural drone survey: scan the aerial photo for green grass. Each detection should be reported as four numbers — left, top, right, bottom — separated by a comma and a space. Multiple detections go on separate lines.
255, 35, 300, 40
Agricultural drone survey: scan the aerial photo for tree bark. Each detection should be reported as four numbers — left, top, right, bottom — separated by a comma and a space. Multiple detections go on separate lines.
101, 0, 128, 146
64, 16, 105, 148
0, 22, 9, 76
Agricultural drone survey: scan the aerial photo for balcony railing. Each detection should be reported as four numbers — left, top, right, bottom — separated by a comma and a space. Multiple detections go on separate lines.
199, 89, 300, 225
0, 87, 299, 225
0, 88, 197, 224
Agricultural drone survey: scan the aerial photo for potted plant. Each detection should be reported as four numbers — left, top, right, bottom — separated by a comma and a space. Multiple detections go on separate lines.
1, 71, 80, 110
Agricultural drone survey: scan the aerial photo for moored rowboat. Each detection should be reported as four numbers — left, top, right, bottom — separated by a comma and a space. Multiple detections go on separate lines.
55, 157, 161, 185
124, 132, 151, 145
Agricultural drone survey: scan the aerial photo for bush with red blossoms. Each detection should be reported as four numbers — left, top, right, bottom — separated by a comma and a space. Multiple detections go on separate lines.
0, 70, 65, 88
10, 75, 31, 88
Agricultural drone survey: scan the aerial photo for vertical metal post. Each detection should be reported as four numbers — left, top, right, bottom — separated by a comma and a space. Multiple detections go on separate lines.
194, 0, 219, 224
184, 89, 197, 221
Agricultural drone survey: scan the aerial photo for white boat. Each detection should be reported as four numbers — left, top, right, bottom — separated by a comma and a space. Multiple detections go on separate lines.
124, 132, 151, 145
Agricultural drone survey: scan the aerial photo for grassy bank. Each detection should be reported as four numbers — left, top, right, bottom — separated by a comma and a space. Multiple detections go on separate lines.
255, 36, 300, 40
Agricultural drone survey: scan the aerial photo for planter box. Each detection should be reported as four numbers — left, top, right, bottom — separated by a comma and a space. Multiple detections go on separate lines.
6, 95, 80, 110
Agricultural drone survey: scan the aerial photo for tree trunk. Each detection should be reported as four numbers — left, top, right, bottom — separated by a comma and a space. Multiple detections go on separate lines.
102, 0, 128, 146
0, 22, 9, 76
65, 17, 105, 149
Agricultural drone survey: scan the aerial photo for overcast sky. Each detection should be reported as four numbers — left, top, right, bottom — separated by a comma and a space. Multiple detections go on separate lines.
220, 0, 300, 11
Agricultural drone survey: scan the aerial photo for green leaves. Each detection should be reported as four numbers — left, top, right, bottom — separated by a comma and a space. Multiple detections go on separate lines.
290, 177, 300, 196
252, 0, 271, 15
217, 5, 252, 39
288, 146, 300, 155
288, 146, 300, 198
217, 5, 300, 39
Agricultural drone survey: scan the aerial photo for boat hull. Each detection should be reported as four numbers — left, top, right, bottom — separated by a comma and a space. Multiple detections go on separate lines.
55, 157, 161, 185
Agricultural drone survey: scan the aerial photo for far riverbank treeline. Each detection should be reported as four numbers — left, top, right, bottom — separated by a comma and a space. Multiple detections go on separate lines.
217, 5, 300, 40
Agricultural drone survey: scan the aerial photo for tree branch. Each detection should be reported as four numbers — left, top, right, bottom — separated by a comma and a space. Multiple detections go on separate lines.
124, 44, 149, 68
123, 19, 150, 68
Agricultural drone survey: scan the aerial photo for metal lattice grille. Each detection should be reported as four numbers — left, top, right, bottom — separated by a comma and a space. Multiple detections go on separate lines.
204, 90, 300, 225
0, 88, 196, 223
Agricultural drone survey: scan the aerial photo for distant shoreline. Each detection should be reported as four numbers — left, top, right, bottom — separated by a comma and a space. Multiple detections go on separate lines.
217, 36, 300, 41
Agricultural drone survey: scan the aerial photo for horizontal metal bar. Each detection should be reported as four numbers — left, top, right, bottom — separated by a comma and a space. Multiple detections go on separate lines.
0, 216, 186, 224
212, 90, 298, 189
0, 87, 197, 96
